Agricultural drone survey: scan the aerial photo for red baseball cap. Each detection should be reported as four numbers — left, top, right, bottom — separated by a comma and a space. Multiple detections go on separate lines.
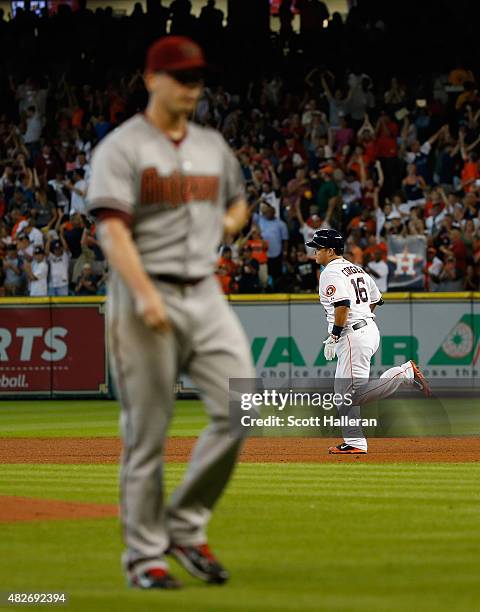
145, 36, 207, 73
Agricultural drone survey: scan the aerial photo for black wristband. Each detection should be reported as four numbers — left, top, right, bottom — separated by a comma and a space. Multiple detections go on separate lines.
331, 325, 344, 338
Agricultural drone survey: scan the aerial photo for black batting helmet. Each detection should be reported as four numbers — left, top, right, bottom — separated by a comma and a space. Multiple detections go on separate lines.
305, 229, 345, 254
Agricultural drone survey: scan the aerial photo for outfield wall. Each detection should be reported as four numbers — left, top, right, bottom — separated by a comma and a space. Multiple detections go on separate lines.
230, 292, 480, 386
0, 297, 108, 398
0, 293, 479, 397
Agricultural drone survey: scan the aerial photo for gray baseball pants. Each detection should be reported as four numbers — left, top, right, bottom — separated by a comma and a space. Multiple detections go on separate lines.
107, 274, 254, 570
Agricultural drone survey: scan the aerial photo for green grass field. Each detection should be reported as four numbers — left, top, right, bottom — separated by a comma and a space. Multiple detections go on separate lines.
1, 400, 479, 611
0, 400, 207, 437
1, 398, 478, 437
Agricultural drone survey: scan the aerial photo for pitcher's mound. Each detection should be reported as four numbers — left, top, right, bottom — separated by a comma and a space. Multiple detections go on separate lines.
0, 496, 117, 522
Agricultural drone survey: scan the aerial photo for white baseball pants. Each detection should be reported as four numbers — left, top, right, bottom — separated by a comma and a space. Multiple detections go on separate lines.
334, 319, 414, 451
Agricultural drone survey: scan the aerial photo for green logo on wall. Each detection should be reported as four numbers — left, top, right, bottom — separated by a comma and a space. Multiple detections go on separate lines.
428, 314, 480, 365
251, 335, 418, 367
251, 314, 480, 368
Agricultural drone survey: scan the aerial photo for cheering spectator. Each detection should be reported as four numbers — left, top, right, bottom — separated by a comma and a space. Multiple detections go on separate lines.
429, 255, 463, 291
402, 164, 427, 205
253, 203, 288, 290
463, 263, 479, 290
76, 152, 91, 182
61, 213, 85, 264
320, 71, 350, 129
340, 170, 363, 215
384, 77, 406, 110
403, 124, 447, 184
294, 200, 328, 256
244, 225, 269, 289
24, 246, 48, 297
286, 167, 311, 209
462, 218, 477, 255
236, 247, 260, 293
295, 248, 317, 291
75, 263, 98, 296
47, 173, 70, 211
23, 106, 43, 162
425, 196, 447, 235
364, 249, 389, 292
8, 189, 29, 216
31, 187, 56, 229
16, 233, 33, 261
92, 114, 111, 141
3, 244, 23, 296
0, 165, 15, 200
460, 150, 480, 194
35, 145, 63, 182
315, 167, 339, 219
259, 180, 281, 218
278, 135, 307, 181
46, 235, 70, 296
23, 219, 44, 248
216, 246, 237, 294
66, 169, 88, 215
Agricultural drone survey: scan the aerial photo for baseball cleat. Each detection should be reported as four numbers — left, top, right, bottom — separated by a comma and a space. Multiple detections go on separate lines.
328, 443, 367, 454
167, 543, 229, 584
410, 360, 431, 397
128, 567, 182, 589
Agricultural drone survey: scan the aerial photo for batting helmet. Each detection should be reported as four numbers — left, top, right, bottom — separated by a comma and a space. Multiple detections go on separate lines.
305, 229, 345, 254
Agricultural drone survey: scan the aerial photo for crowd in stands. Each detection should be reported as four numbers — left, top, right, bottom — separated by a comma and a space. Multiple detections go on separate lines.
1, 0, 480, 295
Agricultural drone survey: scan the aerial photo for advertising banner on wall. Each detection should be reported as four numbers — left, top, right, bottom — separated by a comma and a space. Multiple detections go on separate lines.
0, 301, 108, 397
1, 295, 478, 397
230, 296, 480, 386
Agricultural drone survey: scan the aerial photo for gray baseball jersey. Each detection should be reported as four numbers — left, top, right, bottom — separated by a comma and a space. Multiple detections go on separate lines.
87, 114, 245, 278
87, 113, 254, 573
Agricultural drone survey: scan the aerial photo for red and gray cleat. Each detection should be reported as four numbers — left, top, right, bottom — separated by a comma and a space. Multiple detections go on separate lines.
167, 543, 229, 584
128, 567, 182, 590
328, 443, 367, 455
410, 360, 431, 397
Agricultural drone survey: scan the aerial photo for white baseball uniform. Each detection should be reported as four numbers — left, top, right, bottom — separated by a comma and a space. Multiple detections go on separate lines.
319, 257, 415, 451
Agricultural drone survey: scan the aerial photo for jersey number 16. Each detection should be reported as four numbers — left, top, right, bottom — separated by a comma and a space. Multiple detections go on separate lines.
351, 278, 368, 304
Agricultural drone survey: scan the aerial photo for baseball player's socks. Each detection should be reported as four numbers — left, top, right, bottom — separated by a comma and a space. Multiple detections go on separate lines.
167, 543, 229, 584
410, 360, 431, 397
127, 561, 182, 590
328, 443, 367, 455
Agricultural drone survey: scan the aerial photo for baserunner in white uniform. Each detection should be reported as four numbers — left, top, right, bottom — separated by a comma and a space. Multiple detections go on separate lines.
306, 229, 431, 454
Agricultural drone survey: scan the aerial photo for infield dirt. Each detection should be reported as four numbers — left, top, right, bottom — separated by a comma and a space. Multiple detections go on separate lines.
1, 436, 479, 464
